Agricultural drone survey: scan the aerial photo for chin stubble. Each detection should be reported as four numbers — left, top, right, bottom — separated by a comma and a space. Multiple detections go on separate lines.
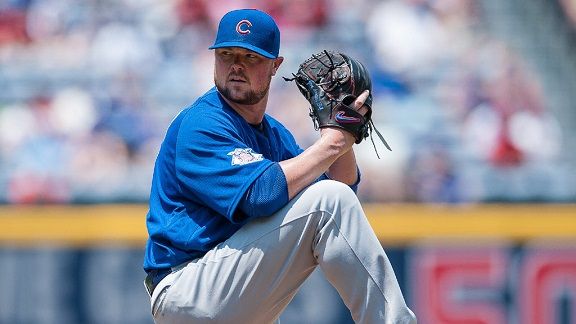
215, 80, 270, 105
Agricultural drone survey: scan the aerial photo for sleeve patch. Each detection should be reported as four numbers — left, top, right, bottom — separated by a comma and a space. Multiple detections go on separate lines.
227, 148, 264, 166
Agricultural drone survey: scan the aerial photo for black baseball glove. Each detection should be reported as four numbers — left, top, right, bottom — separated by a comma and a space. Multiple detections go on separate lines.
285, 50, 391, 155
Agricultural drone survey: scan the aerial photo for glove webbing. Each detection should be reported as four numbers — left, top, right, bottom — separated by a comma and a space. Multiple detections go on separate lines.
310, 50, 348, 93
312, 50, 393, 157
284, 51, 393, 158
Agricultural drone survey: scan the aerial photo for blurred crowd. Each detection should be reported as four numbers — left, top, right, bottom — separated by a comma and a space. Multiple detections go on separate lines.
0, 0, 573, 204
560, 0, 576, 27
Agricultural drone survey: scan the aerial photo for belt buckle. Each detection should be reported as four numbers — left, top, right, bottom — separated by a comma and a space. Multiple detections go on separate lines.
144, 272, 155, 297
144, 269, 171, 297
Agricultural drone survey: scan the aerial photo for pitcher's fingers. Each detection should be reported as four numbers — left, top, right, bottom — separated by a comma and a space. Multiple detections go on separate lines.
354, 90, 370, 110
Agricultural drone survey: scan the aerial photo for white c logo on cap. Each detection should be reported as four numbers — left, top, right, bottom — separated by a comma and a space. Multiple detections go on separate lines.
236, 20, 252, 34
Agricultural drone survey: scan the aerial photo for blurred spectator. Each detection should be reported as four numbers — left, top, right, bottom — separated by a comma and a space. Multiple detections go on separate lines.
94, 72, 154, 155
406, 142, 460, 203
461, 40, 561, 166
0, 4, 30, 45
176, 0, 210, 27
559, 0, 576, 28
265, 0, 328, 28
2, 94, 73, 203
366, 0, 446, 79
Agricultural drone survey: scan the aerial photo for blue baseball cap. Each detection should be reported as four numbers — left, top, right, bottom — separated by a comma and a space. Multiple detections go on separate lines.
209, 9, 280, 59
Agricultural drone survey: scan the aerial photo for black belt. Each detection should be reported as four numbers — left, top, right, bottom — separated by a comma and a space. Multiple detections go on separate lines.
145, 268, 172, 297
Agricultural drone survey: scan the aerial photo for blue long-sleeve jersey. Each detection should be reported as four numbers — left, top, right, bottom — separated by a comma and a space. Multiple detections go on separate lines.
143, 87, 360, 272
143, 88, 304, 271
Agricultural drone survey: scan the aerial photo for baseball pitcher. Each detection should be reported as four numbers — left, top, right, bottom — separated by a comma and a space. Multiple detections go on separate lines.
143, 8, 416, 324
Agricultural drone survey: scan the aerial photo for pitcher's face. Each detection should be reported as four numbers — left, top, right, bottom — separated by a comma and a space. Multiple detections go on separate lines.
214, 47, 279, 105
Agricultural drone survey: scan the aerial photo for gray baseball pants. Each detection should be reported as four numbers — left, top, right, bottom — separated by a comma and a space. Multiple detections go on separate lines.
149, 180, 416, 324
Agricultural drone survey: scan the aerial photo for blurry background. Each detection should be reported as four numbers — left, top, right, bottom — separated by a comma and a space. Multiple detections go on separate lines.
0, 0, 575, 323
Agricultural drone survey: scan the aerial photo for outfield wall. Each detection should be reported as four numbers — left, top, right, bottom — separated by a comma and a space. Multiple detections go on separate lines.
0, 204, 575, 324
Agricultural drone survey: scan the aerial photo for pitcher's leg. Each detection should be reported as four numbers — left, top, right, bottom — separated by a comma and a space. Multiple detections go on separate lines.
153, 180, 415, 324
307, 181, 416, 324
154, 183, 335, 323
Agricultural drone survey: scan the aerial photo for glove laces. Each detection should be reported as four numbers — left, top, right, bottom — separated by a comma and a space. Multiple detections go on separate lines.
367, 120, 392, 159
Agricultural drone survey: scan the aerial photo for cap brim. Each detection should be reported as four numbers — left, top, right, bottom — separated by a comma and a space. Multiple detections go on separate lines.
209, 42, 276, 59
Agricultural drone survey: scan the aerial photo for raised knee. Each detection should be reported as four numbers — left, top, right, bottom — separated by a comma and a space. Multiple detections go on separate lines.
309, 179, 355, 197
305, 180, 359, 209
